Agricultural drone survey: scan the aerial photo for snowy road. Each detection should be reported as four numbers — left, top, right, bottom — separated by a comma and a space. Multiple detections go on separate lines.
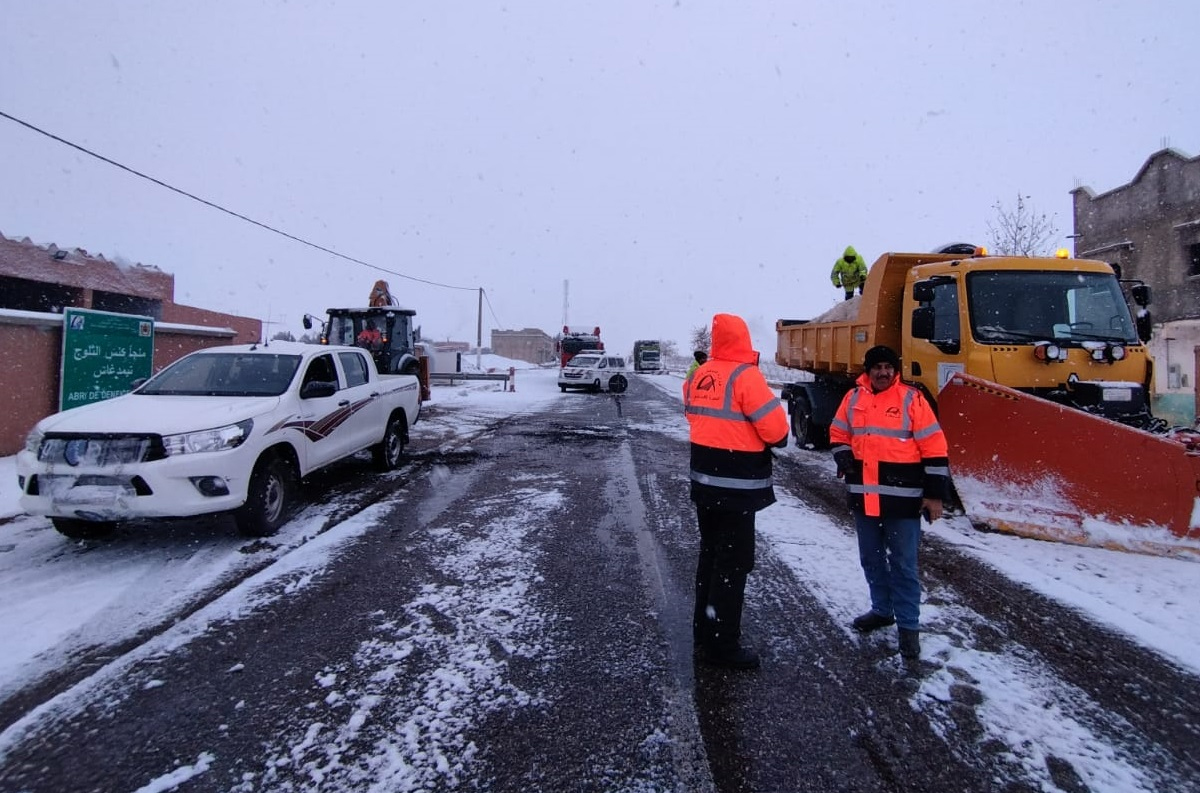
1, 368, 1198, 792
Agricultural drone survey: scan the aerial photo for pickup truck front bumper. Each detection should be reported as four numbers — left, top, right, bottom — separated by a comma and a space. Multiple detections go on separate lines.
16, 447, 253, 522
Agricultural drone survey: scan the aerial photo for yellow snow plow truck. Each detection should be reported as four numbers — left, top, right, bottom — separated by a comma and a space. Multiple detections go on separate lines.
776, 246, 1200, 556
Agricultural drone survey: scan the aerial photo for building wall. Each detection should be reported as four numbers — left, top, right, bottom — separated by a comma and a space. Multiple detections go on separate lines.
1072, 149, 1200, 426
0, 312, 239, 455
491, 328, 555, 364
0, 234, 263, 454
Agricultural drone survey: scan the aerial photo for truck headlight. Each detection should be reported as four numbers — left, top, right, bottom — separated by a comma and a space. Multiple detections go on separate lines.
163, 419, 253, 456
23, 427, 44, 455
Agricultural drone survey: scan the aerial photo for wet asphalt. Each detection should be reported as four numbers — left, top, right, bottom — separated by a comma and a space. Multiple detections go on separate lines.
1, 377, 1198, 792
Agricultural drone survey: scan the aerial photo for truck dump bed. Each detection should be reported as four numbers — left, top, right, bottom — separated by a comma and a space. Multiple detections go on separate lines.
775, 252, 957, 375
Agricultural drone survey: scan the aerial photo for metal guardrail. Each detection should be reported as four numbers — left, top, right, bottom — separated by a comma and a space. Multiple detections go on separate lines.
428, 372, 511, 383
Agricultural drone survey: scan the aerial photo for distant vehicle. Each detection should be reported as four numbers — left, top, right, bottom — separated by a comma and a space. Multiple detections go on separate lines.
632, 340, 662, 372
17, 341, 421, 540
556, 325, 604, 368
558, 352, 630, 393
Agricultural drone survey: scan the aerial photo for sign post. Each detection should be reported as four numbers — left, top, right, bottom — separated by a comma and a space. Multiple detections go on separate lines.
60, 308, 155, 411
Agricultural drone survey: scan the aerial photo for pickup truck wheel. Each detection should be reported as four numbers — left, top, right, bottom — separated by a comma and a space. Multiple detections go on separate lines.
608, 374, 628, 394
592, 379, 602, 392
235, 456, 294, 537
52, 517, 116, 540
792, 406, 829, 450
372, 414, 407, 471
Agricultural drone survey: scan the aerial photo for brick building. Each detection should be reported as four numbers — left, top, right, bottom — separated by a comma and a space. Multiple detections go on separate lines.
1071, 149, 1200, 425
0, 233, 263, 455
491, 328, 555, 365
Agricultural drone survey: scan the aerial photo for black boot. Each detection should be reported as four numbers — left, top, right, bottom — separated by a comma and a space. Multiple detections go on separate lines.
899, 629, 920, 659
851, 611, 895, 633
700, 644, 761, 670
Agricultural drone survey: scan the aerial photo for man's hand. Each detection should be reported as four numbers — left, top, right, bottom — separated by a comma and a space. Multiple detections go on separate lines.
921, 498, 943, 522
833, 450, 854, 479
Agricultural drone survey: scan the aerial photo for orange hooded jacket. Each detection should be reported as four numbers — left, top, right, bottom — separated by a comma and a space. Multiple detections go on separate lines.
683, 313, 789, 511
828, 371, 950, 518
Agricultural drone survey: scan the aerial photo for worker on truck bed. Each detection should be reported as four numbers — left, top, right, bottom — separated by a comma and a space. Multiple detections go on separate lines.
831, 245, 868, 300
829, 344, 950, 661
683, 314, 788, 670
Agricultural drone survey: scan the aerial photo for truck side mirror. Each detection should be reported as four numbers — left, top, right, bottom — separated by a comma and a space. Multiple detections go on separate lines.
1136, 310, 1153, 343
1131, 283, 1151, 307
912, 281, 935, 303
911, 307, 935, 340
302, 315, 312, 330
301, 380, 338, 399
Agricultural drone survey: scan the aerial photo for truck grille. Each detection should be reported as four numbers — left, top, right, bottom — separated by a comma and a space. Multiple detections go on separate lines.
37, 434, 165, 466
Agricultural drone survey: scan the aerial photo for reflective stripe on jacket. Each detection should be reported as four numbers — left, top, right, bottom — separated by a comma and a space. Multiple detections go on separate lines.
684, 314, 789, 512
828, 372, 950, 518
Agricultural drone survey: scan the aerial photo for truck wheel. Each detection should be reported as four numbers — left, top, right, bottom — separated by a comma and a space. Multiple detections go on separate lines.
52, 517, 116, 540
792, 407, 829, 450
608, 374, 628, 394
235, 455, 294, 537
372, 413, 407, 471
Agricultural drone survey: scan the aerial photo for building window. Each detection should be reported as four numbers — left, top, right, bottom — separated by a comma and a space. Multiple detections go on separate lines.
1189, 242, 1200, 277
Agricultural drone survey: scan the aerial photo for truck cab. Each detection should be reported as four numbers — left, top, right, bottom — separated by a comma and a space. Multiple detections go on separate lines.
904, 254, 1154, 425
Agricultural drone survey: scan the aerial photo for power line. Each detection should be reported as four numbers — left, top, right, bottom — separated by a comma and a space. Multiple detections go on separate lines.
481, 288, 505, 329
0, 108, 478, 292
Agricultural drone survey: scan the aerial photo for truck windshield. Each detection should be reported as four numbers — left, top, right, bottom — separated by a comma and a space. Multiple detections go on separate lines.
137, 353, 301, 397
967, 271, 1138, 344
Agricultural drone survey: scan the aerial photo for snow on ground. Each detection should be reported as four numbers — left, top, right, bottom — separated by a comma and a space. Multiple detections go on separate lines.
2, 364, 1198, 792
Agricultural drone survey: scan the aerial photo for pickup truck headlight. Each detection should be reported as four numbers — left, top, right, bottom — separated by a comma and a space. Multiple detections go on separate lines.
23, 427, 44, 455
162, 419, 253, 456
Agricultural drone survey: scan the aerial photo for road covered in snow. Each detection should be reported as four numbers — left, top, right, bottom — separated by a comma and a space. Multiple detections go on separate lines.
1, 365, 1198, 792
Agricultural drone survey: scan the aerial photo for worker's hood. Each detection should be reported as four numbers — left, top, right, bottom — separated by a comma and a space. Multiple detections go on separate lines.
710, 313, 758, 365
843, 245, 860, 260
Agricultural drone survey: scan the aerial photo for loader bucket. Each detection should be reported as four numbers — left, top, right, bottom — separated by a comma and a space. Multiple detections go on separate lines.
938, 372, 1200, 557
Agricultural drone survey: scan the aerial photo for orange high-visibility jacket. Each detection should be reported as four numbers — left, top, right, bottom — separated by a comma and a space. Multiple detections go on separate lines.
828, 372, 950, 518
684, 314, 789, 511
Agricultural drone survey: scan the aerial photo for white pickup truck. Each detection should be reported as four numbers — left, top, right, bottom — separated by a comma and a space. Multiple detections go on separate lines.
16, 341, 421, 539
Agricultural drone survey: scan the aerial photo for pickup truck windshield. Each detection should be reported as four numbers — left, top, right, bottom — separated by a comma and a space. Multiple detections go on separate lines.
968, 271, 1138, 344
138, 353, 302, 397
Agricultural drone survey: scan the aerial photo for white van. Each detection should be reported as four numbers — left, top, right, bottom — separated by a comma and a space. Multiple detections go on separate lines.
558, 353, 630, 393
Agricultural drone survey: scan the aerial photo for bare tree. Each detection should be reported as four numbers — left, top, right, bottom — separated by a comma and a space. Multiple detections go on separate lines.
689, 324, 711, 355
986, 194, 1059, 256
271, 330, 296, 342
659, 339, 679, 361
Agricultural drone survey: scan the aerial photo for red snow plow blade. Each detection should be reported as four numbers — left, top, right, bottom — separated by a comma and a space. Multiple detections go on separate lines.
938, 372, 1200, 557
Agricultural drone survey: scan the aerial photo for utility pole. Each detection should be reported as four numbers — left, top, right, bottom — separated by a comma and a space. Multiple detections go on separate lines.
476, 287, 483, 370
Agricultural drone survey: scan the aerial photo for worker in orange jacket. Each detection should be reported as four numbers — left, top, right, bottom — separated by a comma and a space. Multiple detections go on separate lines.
684, 313, 789, 670
829, 345, 950, 660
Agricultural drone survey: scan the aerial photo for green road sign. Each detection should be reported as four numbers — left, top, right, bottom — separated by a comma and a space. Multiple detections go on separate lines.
60, 308, 155, 411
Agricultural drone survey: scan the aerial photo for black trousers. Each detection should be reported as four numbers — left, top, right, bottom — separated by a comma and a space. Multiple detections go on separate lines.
694, 505, 756, 651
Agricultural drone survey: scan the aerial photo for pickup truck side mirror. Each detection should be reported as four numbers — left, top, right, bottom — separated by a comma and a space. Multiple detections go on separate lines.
300, 380, 338, 399
1131, 283, 1151, 307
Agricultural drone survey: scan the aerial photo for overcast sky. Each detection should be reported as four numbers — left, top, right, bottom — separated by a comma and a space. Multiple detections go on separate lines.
1, 1, 1195, 356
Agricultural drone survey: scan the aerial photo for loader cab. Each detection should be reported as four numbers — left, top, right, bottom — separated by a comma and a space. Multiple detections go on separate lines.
318, 308, 422, 376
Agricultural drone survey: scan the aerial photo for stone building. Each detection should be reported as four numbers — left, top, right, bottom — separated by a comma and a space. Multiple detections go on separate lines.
0, 233, 263, 455
1071, 148, 1200, 425
491, 328, 555, 365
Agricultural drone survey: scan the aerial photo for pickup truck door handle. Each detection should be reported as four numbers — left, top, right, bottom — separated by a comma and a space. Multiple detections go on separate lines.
338, 400, 350, 407
370, 392, 381, 398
